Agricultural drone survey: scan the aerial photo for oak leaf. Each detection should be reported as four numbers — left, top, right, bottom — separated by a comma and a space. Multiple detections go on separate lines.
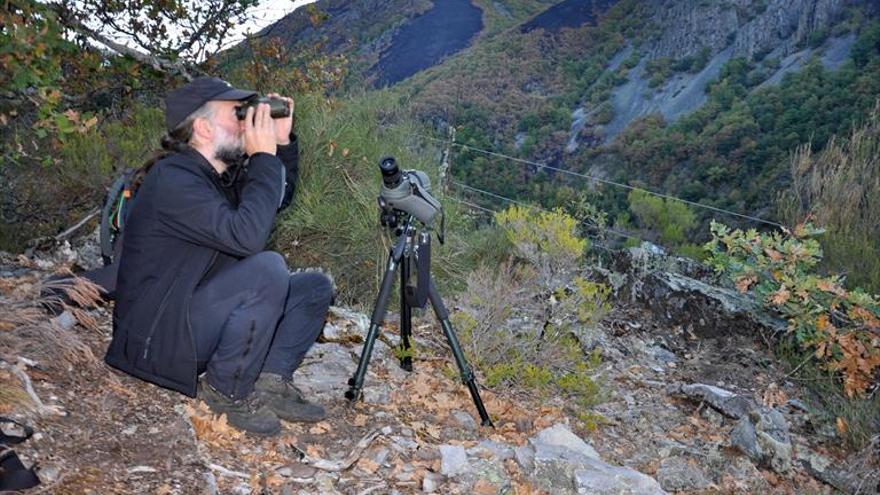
735, 274, 757, 293
770, 286, 790, 306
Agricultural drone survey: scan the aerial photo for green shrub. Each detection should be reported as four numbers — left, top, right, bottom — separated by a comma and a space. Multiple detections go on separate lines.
627, 189, 699, 257
454, 207, 610, 425
705, 221, 880, 398
0, 103, 163, 251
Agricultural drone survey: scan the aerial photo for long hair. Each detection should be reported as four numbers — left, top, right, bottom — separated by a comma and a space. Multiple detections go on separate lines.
131, 103, 214, 192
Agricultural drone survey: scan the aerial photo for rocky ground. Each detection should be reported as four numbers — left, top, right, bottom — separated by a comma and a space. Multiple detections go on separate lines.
1, 237, 877, 494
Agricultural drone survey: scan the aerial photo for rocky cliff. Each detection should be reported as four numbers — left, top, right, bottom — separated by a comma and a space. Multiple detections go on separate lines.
648, 0, 854, 61
601, 0, 870, 142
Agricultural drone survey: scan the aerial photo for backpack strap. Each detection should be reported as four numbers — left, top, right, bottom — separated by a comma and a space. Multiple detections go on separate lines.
100, 170, 135, 266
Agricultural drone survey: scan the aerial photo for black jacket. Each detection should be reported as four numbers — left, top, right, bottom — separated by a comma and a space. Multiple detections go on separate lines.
105, 137, 299, 396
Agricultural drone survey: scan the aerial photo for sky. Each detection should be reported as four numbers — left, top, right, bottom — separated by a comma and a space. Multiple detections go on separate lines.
77, 0, 319, 60
226, 0, 319, 50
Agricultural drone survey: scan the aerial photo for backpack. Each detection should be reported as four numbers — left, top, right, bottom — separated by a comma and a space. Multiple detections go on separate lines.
99, 169, 136, 266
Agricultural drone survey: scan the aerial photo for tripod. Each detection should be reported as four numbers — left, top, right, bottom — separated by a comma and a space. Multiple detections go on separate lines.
345, 215, 493, 427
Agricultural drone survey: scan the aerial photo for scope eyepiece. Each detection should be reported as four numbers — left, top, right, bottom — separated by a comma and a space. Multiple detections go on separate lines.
379, 156, 402, 188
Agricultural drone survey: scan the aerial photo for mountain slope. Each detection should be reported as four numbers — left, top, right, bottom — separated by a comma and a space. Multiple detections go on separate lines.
251, 0, 879, 231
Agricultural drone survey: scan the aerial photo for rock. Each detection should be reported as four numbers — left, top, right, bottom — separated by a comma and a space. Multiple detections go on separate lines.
38, 464, 61, 483
468, 457, 511, 493
730, 407, 792, 473
798, 449, 875, 494
649, 345, 677, 364
414, 446, 440, 462
51, 311, 77, 330
325, 306, 369, 340
573, 462, 667, 495
606, 248, 787, 339
469, 439, 514, 461
655, 456, 711, 492
700, 405, 726, 427
362, 385, 391, 404
295, 343, 357, 399
515, 444, 535, 472
679, 383, 755, 419
390, 435, 420, 452
531, 443, 607, 492
522, 424, 666, 494
422, 472, 442, 492
370, 447, 390, 466
450, 410, 478, 430
439, 444, 469, 476
699, 449, 770, 494
314, 472, 340, 494
530, 423, 599, 460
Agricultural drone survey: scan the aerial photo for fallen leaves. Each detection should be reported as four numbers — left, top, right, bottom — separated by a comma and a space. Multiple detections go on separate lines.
761, 383, 788, 408
184, 401, 242, 447
352, 414, 369, 427
355, 457, 379, 474
309, 421, 331, 434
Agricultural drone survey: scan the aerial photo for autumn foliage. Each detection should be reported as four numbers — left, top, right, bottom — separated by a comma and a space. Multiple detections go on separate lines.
705, 221, 880, 397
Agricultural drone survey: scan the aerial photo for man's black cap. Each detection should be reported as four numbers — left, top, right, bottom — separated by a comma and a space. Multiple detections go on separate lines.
164, 77, 257, 132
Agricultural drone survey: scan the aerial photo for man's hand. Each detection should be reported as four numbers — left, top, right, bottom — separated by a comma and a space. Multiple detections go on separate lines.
267, 92, 295, 145
243, 103, 277, 156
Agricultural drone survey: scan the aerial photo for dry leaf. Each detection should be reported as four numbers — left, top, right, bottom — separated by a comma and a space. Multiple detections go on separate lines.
764, 248, 783, 262
353, 414, 368, 427
474, 479, 499, 494
735, 274, 757, 293
185, 402, 242, 447
309, 421, 331, 434
306, 444, 325, 458
817, 279, 847, 297
356, 458, 380, 474
770, 286, 790, 306
836, 416, 848, 435
761, 383, 788, 407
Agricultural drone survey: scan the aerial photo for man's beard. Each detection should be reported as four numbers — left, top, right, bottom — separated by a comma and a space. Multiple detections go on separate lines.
214, 144, 246, 169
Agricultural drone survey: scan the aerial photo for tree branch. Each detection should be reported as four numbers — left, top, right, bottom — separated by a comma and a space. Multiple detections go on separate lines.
47, 3, 194, 80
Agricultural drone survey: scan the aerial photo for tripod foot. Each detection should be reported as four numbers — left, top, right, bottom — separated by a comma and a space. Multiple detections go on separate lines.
345, 378, 362, 401
400, 355, 413, 372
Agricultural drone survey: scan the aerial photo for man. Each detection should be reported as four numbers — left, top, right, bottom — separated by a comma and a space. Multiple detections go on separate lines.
105, 77, 334, 436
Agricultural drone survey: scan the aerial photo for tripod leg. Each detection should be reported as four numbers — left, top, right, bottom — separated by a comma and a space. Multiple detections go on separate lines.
427, 279, 494, 427
399, 256, 414, 372
345, 250, 401, 401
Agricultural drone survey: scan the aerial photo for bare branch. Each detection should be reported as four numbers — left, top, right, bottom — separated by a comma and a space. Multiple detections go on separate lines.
47, 3, 194, 80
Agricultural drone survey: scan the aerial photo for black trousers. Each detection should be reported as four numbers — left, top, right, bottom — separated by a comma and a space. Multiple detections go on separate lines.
188, 251, 333, 399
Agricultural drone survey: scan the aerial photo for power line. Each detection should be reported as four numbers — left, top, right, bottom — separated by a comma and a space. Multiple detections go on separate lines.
446, 195, 497, 214
451, 180, 534, 210
403, 129, 786, 230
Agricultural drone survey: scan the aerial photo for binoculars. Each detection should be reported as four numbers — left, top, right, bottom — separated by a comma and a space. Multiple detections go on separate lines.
235, 96, 291, 120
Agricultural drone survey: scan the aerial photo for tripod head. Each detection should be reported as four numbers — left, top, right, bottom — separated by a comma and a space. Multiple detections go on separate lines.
377, 157, 444, 242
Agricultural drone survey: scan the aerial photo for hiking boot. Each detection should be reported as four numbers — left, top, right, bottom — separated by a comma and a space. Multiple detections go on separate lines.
253, 372, 326, 423
197, 378, 281, 436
